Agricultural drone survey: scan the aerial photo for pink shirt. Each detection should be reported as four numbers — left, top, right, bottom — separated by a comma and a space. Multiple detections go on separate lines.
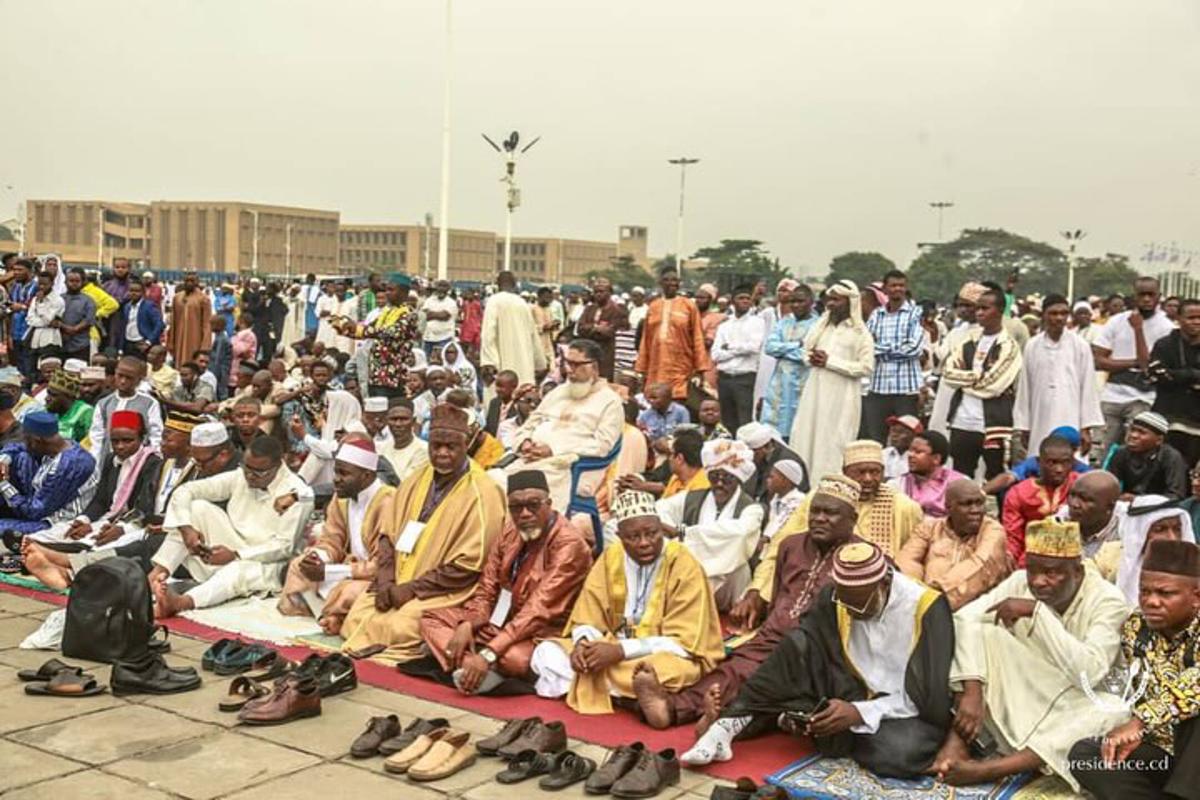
230, 328, 257, 386
896, 465, 967, 519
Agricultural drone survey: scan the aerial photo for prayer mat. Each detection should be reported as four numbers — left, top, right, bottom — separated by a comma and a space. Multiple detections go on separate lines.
180, 597, 322, 645
0, 571, 66, 595
766, 755, 1035, 799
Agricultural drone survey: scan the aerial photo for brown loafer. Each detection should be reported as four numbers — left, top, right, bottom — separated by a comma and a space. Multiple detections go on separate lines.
350, 713, 402, 758
236, 676, 321, 726
383, 726, 450, 774
610, 747, 680, 799
476, 716, 542, 756
497, 720, 567, 760
585, 742, 645, 794
408, 730, 476, 782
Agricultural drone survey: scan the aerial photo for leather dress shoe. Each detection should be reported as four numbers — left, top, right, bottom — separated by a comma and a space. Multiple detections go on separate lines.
610, 747, 680, 799
350, 714, 402, 758
710, 777, 758, 800
477, 716, 541, 757
408, 730, 476, 782
586, 742, 645, 794
379, 717, 450, 756
110, 654, 201, 696
383, 726, 451, 774
237, 676, 321, 725
497, 719, 567, 760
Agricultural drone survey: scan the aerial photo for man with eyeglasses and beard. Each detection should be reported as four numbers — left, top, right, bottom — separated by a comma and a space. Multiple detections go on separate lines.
413, 470, 592, 696
503, 338, 624, 516
683, 536, 955, 781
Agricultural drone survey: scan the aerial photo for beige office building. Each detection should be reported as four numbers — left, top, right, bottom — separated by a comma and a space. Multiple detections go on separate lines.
25, 200, 152, 266
150, 202, 339, 276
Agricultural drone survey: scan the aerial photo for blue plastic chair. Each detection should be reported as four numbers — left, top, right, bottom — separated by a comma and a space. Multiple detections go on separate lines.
567, 439, 623, 554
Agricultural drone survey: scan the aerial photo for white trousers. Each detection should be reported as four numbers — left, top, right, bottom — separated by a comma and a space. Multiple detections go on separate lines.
530, 640, 575, 699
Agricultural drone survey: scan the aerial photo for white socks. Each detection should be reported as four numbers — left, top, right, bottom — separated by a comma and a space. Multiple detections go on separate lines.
680, 716, 749, 766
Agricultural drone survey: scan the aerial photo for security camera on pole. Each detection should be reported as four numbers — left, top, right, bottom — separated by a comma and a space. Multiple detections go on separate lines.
483, 130, 540, 274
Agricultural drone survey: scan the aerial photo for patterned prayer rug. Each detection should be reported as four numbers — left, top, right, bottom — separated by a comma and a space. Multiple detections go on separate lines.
766, 755, 1035, 799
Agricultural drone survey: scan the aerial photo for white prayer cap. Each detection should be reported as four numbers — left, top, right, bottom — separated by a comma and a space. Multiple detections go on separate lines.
736, 421, 779, 450
37, 357, 63, 370
191, 422, 229, 447
336, 439, 379, 471
63, 358, 88, 375
770, 458, 805, 487
1073, 300, 1092, 314
611, 490, 658, 524
630, 286, 645, 295
363, 397, 389, 413
81, 366, 106, 381
701, 439, 756, 483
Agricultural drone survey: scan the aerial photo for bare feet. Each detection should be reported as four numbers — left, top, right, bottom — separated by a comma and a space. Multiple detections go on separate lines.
930, 731, 971, 776
276, 593, 313, 617
694, 683, 723, 737
22, 548, 71, 591
633, 662, 674, 730
152, 579, 195, 619
318, 614, 344, 635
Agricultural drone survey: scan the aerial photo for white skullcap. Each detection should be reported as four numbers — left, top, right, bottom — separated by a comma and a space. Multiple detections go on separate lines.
771, 458, 805, 487
611, 490, 658, 524
736, 421, 779, 450
363, 397, 388, 413
336, 439, 379, 471
63, 358, 88, 374
701, 439, 756, 483
81, 366, 106, 381
1073, 300, 1092, 314
191, 422, 229, 447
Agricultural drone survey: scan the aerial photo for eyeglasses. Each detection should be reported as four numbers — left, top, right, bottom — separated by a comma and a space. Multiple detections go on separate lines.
833, 587, 880, 616
563, 358, 595, 371
243, 463, 280, 479
507, 498, 546, 515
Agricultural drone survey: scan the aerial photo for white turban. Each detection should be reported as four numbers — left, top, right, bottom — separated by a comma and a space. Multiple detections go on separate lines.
736, 421, 780, 450
701, 439, 756, 483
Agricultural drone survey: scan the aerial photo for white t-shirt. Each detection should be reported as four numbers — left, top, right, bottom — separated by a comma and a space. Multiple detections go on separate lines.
1094, 310, 1175, 404
421, 295, 458, 342
950, 333, 997, 434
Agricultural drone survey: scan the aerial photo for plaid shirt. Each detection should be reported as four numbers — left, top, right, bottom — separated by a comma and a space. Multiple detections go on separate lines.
867, 301, 924, 394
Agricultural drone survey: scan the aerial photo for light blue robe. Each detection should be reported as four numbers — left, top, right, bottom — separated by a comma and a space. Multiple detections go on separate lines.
760, 313, 818, 436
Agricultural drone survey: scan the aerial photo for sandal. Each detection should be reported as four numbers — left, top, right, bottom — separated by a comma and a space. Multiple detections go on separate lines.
496, 749, 557, 784
219, 676, 272, 712
25, 671, 107, 697
0, 553, 23, 574
538, 751, 597, 791
214, 643, 275, 676
17, 658, 87, 683
201, 638, 240, 671
244, 651, 296, 682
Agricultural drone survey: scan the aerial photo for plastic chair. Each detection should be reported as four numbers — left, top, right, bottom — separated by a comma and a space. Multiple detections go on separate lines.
567, 439, 623, 554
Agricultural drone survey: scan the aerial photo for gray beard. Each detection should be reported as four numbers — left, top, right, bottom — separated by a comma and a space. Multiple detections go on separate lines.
566, 379, 593, 400
518, 525, 543, 542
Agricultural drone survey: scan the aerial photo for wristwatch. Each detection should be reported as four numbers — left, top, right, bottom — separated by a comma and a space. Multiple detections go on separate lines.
478, 647, 498, 665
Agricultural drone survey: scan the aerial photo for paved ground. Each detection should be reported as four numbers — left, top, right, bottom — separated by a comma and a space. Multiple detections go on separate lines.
0, 593, 730, 800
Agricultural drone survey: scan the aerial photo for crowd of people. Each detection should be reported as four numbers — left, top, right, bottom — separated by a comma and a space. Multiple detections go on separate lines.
2, 248, 1199, 797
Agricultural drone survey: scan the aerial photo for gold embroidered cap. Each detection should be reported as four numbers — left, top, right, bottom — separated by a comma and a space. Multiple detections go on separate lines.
1025, 517, 1082, 559
611, 490, 659, 524
48, 369, 80, 399
842, 439, 883, 468
813, 474, 861, 507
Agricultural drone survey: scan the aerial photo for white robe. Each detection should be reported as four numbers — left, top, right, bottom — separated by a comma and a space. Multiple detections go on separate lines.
480, 291, 547, 386
314, 294, 341, 347
1012, 330, 1104, 453
789, 318, 875, 482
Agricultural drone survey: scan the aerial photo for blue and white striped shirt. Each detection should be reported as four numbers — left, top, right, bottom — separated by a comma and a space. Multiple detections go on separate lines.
866, 301, 924, 395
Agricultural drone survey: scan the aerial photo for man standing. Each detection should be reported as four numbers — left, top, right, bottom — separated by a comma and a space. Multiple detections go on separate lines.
576, 278, 629, 381
418, 471, 593, 695
635, 268, 712, 406
531, 286, 559, 370
1093, 276, 1175, 456
1149, 298, 1200, 467
1070, 539, 1200, 799
1070, 300, 1100, 343
711, 284, 765, 433
627, 285, 648, 331
421, 279, 458, 357
60, 268, 97, 364
480, 271, 546, 386
943, 286, 1023, 479
342, 278, 418, 399
167, 271, 212, 370
117, 280, 164, 357
1013, 293, 1104, 456
4, 258, 37, 377
694, 283, 726, 389
863, 270, 924, 443
102, 257, 133, 346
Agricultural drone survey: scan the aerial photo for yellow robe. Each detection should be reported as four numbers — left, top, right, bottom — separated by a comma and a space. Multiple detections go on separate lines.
559, 539, 725, 714
340, 462, 505, 663
751, 486, 923, 601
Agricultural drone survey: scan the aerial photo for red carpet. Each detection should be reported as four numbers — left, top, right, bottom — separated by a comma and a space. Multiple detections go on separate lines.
1, 582, 809, 782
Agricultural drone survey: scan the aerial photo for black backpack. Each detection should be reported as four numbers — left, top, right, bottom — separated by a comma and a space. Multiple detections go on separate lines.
62, 557, 154, 663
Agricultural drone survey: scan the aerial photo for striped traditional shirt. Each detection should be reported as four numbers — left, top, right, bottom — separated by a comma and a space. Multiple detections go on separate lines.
867, 301, 924, 395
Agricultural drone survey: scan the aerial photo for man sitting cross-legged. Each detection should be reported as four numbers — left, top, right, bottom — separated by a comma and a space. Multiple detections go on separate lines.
415, 470, 593, 695
638, 474, 867, 730
530, 489, 724, 714
683, 541, 955, 780
339, 405, 506, 664
277, 437, 395, 634
150, 436, 314, 617
930, 518, 1130, 791
1070, 539, 1200, 800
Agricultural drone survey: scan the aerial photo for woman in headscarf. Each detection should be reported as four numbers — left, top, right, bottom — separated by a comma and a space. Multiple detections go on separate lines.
1106, 494, 1196, 603
39, 254, 67, 296
788, 279, 875, 481
440, 340, 477, 399
297, 389, 363, 485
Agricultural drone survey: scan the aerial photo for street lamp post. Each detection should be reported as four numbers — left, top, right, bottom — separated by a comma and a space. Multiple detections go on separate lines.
97, 205, 105, 268
1061, 229, 1086, 301
668, 157, 699, 272
483, 131, 540, 274
929, 201, 954, 241
251, 210, 260, 274
436, 0, 453, 282
285, 223, 293, 279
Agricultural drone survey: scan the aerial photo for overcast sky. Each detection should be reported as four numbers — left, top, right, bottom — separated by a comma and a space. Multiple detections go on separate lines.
5, 0, 1198, 276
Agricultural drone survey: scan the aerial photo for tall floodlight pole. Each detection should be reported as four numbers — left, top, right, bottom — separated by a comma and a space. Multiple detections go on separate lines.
436, 0, 453, 281
251, 210, 260, 274
483, 131, 541, 273
929, 201, 954, 241
668, 157, 699, 271
97, 205, 104, 268
285, 223, 293, 279
423, 212, 433, 279
1061, 229, 1086, 301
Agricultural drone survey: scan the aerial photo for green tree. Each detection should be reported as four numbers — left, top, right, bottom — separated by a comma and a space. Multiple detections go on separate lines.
585, 254, 656, 291
1072, 253, 1140, 299
826, 251, 896, 288
907, 228, 1068, 300
687, 239, 790, 294
908, 255, 967, 302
